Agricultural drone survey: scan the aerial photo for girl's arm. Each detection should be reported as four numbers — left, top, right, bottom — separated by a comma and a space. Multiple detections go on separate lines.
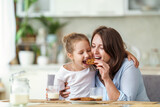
126, 51, 139, 68
59, 82, 70, 98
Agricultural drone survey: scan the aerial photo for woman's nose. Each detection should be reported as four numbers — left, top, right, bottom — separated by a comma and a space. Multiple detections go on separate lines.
93, 48, 99, 55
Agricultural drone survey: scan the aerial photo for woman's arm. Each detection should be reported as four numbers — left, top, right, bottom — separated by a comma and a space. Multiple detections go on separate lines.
95, 60, 140, 101
118, 64, 140, 101
126, 51, 139, 68
94, 60, 120, 100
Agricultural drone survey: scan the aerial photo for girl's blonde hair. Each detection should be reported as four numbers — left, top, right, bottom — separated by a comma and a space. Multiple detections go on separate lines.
63, 33, 90, 54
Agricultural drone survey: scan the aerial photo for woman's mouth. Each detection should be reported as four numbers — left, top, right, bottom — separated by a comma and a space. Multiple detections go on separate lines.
94, 57, 101, 60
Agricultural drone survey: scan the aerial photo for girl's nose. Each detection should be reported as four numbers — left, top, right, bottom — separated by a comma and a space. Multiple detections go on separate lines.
84, 52, 89, 57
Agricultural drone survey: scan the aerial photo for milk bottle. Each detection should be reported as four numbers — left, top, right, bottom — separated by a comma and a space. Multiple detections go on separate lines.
10, 78, 30, 106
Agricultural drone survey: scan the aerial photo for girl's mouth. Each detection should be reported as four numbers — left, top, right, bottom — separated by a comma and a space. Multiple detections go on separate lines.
82, 60, 87, 64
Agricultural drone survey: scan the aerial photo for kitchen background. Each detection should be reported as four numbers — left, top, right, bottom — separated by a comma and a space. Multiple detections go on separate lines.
0, 0, 160, 100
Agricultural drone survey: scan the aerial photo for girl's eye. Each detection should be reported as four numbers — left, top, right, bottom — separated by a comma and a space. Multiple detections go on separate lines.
79, 52, 83, 54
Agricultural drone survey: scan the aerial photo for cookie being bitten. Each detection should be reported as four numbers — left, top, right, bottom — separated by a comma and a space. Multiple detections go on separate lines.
86, 58, 95, 65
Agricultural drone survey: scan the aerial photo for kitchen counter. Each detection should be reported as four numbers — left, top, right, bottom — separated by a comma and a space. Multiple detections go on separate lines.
9, 64, 160, 75
7, 64, 160, 99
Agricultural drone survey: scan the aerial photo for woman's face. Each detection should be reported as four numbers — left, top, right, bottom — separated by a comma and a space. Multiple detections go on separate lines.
91, 34, 110, 63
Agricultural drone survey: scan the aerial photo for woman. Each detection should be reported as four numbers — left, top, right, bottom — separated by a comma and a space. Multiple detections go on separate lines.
60, 26, 149, 101
91, 26, 149, 101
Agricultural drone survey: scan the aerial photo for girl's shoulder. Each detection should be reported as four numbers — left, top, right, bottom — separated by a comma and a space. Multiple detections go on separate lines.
63, 62, 72, 71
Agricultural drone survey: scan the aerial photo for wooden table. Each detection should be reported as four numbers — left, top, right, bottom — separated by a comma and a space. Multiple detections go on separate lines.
0, 99, 160, 107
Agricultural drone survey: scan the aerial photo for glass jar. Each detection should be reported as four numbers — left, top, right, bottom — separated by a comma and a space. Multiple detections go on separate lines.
149, 49, 160, 67
10, 78, 30, 106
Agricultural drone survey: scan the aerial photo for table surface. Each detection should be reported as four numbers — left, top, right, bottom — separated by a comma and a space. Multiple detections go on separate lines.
0, 99, 160, 107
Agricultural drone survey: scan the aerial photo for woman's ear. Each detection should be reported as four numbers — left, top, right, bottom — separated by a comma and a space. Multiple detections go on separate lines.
67, 53, 73, 60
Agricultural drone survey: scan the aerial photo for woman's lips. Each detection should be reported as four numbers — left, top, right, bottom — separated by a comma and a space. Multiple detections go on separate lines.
94, 57, 101, 60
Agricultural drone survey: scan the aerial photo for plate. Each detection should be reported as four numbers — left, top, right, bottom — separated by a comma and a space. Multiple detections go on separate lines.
70, 100, 98, 104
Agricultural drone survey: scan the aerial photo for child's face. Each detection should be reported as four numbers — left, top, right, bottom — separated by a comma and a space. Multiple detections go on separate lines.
69, 40, 92, 70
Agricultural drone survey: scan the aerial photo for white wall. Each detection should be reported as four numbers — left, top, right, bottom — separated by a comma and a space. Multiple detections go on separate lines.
60, 16, 160, 52
59, 15, 160, 65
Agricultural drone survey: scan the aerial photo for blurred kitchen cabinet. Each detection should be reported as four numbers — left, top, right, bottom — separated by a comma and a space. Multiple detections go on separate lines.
16, 0, 55, 17
54, 0, 124, 16
54, 0, 88, 16
125, 0, 160, 15
17, 0, 125, 17
89, 0, 124, 16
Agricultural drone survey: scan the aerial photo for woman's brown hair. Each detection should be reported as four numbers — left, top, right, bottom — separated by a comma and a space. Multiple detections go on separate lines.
91, 26, 127, 79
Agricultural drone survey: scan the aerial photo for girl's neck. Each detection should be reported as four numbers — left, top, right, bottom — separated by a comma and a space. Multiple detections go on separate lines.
71, 63, 84, 71
65, 62, 85, 71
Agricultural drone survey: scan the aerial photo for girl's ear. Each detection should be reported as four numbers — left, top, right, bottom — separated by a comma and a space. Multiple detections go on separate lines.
67, 53, 73, 60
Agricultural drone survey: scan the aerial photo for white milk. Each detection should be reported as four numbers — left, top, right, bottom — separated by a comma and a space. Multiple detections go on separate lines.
10, 94, 29, 105
90, 96, 103, 100
48, 92, 59, 99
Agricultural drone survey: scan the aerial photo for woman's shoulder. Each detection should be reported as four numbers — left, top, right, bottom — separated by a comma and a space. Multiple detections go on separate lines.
122, 58, 135, 68
120, 58, 140, 74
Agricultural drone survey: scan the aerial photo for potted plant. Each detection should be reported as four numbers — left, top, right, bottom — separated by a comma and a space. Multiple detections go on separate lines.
37, 16, 67, 63
15, 0, 38, 65
38, 16, 67, 44
15, 0, 38, 44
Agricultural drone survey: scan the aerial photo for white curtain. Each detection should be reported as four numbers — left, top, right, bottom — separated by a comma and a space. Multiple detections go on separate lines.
0, 0, 16, 99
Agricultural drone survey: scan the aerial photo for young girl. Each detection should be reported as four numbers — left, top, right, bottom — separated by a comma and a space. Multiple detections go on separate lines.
54, 33, 96, 100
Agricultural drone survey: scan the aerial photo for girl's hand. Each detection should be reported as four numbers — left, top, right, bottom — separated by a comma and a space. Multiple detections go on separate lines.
46, 82, 70, 99
126, 51, 139, 68
60, 82, 70, 98
94, 60, 110, 81
60, 86, 70, 98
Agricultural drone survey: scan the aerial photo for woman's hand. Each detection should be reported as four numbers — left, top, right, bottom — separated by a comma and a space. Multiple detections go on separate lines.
126, 51, 139, 68
94, 60, 110, 81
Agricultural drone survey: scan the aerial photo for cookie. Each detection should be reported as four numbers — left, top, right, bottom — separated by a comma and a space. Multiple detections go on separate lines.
80, 97, 96, 101
86, 58, 95, 65
70, 97, 81, 101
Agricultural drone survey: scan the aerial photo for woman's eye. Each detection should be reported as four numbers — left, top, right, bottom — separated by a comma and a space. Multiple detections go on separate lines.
100, 46, 104, 49
91, 45, 95, 48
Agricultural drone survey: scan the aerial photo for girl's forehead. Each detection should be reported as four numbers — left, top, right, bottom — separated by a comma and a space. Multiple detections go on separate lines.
73, 40, 90, 50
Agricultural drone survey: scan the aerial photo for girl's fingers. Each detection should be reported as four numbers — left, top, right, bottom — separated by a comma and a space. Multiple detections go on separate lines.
65, 86, 70, 90
60, 91, 70, 97
63, 95, 69, 98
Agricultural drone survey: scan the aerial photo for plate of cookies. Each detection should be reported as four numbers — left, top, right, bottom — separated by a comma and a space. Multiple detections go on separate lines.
70, 97, 101, 104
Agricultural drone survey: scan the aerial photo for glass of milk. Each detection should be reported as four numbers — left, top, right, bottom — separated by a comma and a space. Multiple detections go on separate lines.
47, 85, 60, 101
10, 78, 30, 106
90, 87, 103, 101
